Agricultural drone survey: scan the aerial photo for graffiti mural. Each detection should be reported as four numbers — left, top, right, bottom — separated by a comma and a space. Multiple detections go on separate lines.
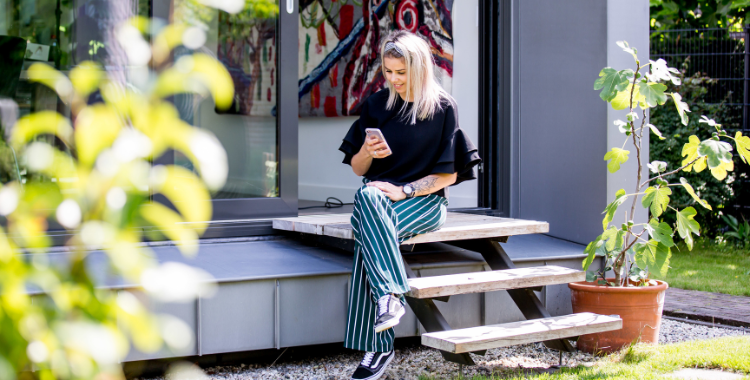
298, 0, 454, 117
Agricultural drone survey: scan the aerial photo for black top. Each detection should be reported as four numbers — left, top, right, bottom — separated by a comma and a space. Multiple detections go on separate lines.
339, 89, 481, 198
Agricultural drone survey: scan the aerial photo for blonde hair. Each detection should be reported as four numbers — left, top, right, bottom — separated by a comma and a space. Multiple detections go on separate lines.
380, 30, 454, 124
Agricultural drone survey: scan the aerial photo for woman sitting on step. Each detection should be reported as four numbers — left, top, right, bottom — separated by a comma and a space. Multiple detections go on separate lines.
338, 30, 481, 380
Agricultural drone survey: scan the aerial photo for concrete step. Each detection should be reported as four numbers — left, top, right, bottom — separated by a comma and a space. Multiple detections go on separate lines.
421, 313, 622, 353
406, 265, 584, 299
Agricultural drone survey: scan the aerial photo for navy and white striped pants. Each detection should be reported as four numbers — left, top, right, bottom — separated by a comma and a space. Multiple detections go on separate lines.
344, 185, 448, 352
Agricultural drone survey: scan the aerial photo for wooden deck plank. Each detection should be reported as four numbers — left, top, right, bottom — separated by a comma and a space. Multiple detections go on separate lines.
421, 313, 622, 353
406, 266, 585, 299
272, 212, 549, 244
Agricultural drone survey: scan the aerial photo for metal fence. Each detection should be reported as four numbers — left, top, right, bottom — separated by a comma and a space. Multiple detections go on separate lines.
651, 27, 748, 128
650, 27, 749, 215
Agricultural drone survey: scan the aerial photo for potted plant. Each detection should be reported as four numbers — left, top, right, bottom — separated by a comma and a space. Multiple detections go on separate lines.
569, 41, 750, 353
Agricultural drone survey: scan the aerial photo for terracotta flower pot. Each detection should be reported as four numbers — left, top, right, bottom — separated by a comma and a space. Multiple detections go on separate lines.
568, 279, 668, 354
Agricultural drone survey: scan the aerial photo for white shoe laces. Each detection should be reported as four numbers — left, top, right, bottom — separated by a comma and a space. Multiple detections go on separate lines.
377, 295, 391, 316
361, 352, 376, 367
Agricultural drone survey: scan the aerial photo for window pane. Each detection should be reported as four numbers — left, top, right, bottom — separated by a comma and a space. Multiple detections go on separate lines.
1, 0, 148, 183
173, 1, 280, 199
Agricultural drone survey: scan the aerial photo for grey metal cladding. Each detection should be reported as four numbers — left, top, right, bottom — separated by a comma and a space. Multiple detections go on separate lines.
279, 276, 349, 346
393, 302, 419, 338
199, 280, 276, 354
122, 293, 198, 361
517, 0, 608, 244
483, 289, 527, 326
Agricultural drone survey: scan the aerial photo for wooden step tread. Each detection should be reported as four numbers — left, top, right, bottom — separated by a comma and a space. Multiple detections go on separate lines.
422, 313, 622, 353
406, 265, 584, 299
272, 212, 548, 245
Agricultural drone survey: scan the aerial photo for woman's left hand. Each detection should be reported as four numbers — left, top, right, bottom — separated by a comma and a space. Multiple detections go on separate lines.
367, 181, 406, 202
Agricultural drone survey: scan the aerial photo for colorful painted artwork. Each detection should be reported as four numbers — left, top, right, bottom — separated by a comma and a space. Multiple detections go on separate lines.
298, 0, 454, 117
216, 11, 278, 116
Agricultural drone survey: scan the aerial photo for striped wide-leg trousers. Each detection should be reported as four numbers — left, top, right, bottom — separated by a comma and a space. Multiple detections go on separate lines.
344, 185, 448, 353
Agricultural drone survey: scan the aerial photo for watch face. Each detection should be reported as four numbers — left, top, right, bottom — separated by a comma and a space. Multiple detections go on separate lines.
404, 185, 413, 195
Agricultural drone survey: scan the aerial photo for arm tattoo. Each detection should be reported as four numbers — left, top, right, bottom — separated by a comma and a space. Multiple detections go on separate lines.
408, 176, 439, 195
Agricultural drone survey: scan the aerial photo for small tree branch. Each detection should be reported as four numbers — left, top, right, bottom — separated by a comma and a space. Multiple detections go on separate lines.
619, 62, 642, 286
640, 156, 701, 188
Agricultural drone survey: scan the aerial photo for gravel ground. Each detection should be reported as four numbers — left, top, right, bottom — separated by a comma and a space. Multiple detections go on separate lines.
136, 320, 747, 380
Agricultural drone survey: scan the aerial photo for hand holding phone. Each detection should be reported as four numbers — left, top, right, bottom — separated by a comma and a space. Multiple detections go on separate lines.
365, 128, 392, 158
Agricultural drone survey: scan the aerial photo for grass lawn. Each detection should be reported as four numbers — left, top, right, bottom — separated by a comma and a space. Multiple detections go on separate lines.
651, 241, 750, 296
418, 336, 750, 379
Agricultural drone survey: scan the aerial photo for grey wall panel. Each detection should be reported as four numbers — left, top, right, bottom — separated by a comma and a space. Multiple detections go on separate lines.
121, 293, 198, 362
393, 302, 420, 338
517, 0, 608, 244
200, 280, 276, 354
484, 290, 528, 325
544, 284, 574, 317
279, 275, 349, 347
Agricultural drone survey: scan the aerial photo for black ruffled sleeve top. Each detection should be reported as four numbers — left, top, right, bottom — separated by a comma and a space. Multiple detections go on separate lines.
338, 89, 481, 198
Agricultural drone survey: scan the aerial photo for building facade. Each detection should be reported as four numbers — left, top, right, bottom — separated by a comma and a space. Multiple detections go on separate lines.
1, 0, 649, 361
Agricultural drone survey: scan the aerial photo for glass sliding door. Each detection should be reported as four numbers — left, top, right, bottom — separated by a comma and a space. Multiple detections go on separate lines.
163, 0, 298, 223
1, 0, 150, 184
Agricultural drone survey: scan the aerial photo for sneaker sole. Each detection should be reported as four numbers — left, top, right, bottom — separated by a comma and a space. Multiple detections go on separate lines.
374, 307, 406, 333
352, 352, 394, 380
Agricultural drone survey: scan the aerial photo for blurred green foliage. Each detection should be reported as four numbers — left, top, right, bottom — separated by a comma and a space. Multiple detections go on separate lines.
0, 11, 236, 380
650, 0, 750, 29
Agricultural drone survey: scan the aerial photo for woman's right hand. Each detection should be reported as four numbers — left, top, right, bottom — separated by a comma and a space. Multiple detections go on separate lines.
363, 135, 391, 159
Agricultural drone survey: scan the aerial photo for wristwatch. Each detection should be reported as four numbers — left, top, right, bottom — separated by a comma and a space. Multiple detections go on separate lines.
403, 184, 415, 198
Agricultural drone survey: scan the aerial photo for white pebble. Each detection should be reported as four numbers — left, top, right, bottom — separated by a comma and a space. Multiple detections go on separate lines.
135, 320, 746, 380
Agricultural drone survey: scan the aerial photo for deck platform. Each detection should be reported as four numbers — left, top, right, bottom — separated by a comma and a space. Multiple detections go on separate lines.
273, 212, 549, 244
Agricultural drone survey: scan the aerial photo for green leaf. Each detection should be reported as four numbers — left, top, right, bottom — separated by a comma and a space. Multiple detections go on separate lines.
151, 166, 212, 234
644, 218, 675, 248
646, 123, 666, 140
154, 54, 235, 110
734, 131, 750, 164
140, 202, 199, 256
709, 160, 734, 181
27, 63, 73, 101
649, 58, 681, 85
602, 226, 625, 253
698, 139, 733, 169
676, 207, 700, 251
671, 92, 690, 126
634, 239, 671, 277
11, 111, 74, 148
681, 135, 707, 172
69, 61, 104, 98
602, 189, 628, 229
698, 115, 721, 128
647, 160, 667, 173
679, 178, 712, 210
614, 119, 630, 134
642, 186, 671, 218
594, 68, 633, 102
604, 147, 630, 173
585, 270, 598, 282
616, 40, 638, 61
583, 234, 604, 270
611, 84, 647, 110
74, 104, 124, 167
638, 81, 668, 107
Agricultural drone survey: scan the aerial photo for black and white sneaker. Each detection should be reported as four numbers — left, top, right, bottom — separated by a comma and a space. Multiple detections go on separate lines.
351, 351, 394, 380
374, 294, 405, 333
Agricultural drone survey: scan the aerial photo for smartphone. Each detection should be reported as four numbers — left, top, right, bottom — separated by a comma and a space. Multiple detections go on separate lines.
365, 128, 391, 154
